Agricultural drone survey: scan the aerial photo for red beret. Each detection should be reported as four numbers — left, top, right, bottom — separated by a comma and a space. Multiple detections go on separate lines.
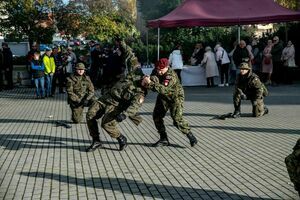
155, 58, 169, 69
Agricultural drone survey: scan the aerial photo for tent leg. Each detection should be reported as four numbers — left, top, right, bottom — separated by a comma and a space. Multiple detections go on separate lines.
146, 28, 149, 66
238, 25, 241, 43
157, 27, 160, 60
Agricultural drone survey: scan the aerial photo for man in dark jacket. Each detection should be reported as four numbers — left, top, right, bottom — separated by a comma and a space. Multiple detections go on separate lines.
271, 36, 284, 85
2, 43, 13, 89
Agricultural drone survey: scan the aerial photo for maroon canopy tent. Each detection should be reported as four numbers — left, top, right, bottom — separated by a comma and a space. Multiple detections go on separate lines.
147, 0, 300, 28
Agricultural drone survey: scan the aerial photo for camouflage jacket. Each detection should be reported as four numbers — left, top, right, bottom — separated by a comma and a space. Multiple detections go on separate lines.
149, 68, 184, 102
98, 68, 147, 117
119, 41, 138, 73
66, 74, 95, 104
235, 71, 264, 99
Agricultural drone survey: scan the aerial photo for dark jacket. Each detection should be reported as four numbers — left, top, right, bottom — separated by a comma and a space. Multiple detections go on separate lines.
2, 48, 13, 70
31, 59, 45, 78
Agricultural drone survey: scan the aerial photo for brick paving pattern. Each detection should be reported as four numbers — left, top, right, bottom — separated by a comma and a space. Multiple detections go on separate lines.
0, 84, 299, 200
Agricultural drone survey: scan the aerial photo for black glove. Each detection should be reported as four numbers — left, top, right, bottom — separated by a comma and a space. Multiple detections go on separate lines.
116, 114, 126, 122
241, 93, 247, 100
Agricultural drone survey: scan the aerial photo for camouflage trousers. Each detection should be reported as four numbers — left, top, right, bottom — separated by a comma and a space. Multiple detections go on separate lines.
86, 101, 121, 139
70, 105, 84, 123
233, 93, 266, 117
153, 97, 191, 135
285, 151, 300, 192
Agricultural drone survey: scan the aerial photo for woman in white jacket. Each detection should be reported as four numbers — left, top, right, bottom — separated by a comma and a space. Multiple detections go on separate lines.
201, 46, 219, 87
169, 44, 184, 82
281, 40, 296, 84
215, 44, 230, 87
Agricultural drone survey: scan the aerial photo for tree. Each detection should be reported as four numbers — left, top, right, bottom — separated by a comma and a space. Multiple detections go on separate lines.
275, 0, 299, 10
0, 0, 59, 44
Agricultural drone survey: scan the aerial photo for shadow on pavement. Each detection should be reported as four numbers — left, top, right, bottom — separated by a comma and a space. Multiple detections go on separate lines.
0, 134, 185, 151
20, 172, 272, 200
190, 125, 300, 135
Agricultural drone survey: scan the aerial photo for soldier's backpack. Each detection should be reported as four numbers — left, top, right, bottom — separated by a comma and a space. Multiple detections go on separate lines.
262, 83, 269, 97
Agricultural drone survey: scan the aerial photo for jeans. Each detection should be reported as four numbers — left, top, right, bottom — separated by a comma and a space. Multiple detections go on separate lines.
34, 77, 45, 97
45, 74, 53, 96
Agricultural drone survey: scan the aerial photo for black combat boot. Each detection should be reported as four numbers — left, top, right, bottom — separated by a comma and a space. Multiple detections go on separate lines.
263, 106, 269, 115
86, 138, 102, 152
232, 105, 241, 118
187, 132, 198, 147
152, 132, 170, 147
117, 134, 127, 151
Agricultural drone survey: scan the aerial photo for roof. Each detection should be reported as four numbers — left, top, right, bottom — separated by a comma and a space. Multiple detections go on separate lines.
147, 0, 300, 28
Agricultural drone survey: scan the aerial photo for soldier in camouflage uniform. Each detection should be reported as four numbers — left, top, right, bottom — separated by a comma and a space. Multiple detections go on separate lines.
86, 67, 147, 152
114, 37, 138, 74
66, 63, 96, 123
285, 138, 300, 197
232, 62, 269, 118
142, 58, 197, 147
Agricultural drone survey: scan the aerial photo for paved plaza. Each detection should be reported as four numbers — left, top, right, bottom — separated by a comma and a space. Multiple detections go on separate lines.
0, 84, 299, 200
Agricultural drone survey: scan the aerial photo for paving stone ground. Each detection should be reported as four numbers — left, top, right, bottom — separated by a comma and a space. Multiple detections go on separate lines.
0, 83, 299, 200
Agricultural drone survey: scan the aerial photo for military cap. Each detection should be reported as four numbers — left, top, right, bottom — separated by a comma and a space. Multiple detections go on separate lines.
239, 62, 251, 70
76, 63, 86, 70
155, 58, 169, 69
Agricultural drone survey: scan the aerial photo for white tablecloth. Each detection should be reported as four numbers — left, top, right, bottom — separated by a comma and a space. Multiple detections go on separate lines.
142, 65, 219, 86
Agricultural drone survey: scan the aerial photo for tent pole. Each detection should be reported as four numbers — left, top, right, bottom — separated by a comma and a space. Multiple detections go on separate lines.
157, 27, 160, 60
146, 28, 149, 66
285, 22, 288, 43
238, 25, 241, 43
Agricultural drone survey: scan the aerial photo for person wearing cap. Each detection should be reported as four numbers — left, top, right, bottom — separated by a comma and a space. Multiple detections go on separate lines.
1, 42, 13, 90
232, 62, 269, 118
142, 58, 198, 147
86, 67, 147, 152
66, 63, 96, 124
43, 47, 56, 97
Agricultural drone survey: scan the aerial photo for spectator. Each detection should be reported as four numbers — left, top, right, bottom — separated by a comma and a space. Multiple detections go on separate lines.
1, 42, 13, 90
67, 47, 77, 72
190, 42, 205, 66
52, 46, 65, 94
271, 36, 284, 85
233, 40, 252, 68
201, 46, 219, 88
43, 47, 56, 97
262, 40, 273, 85
90, 42, 104, 87
228, 41, 238, 85
215, 43, 230, 87
31, 51, 45, 99
0, 47, 3, 91
281, 40, 296, 84
251, 40, 262, 76
169, 43, 184, 82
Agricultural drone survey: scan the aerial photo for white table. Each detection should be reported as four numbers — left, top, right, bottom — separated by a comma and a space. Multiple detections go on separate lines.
142, 65, 219, 86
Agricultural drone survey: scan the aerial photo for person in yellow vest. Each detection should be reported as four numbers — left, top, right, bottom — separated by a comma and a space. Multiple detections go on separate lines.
43, 47, 56, 97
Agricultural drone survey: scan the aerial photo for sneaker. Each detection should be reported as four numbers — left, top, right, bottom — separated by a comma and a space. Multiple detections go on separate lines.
218, 84, 224, 87
225, 83, 229, 87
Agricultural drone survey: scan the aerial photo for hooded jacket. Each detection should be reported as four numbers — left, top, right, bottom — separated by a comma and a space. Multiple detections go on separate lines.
168, 50, 183, 70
